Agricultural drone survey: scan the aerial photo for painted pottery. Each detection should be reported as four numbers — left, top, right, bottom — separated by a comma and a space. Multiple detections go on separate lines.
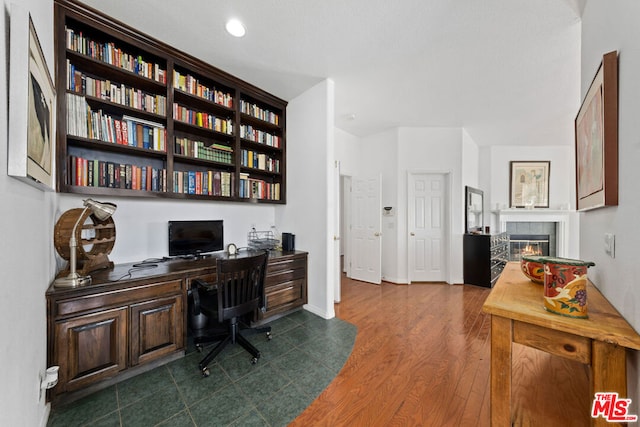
542, 257, 595, 318
520, 255, 546, 284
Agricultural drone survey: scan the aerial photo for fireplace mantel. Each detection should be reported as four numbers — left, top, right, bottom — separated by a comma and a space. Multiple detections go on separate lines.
494, 209, 573, 258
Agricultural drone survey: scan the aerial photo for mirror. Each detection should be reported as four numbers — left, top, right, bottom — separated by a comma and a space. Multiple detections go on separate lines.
465, 186, 484, 234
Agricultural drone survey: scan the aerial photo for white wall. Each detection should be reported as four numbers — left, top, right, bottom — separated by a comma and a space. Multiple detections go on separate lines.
484, 144, 579, 257
336, 126, 467, 284
358, 129, 399, 282
0, 1, 56, 426
335, 128, 360, 259
581, 0, 640, 412
276, 79, 335, 319
397, 127, 464, 284
335, 128, 360, 177
56, 195, 275, 265
486, 145, 576, 211
462, 129, 480, 189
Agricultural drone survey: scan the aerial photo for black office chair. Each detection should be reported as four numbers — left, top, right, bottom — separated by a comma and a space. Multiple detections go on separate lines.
190, 251, 271, 377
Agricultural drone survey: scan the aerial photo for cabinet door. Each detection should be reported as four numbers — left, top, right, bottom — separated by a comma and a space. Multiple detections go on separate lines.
54, 307, 128, 393
130, 295, 184, 366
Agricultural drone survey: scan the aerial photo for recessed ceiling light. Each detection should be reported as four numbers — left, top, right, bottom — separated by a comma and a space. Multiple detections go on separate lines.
225, 19, 246, 37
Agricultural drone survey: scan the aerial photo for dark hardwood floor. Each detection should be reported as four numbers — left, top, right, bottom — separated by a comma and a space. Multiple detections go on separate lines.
290, 276, 590, 426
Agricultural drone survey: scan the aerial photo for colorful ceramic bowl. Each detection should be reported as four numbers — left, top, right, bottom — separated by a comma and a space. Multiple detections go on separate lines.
542, 257, 595, 319
520, 255, 546, 284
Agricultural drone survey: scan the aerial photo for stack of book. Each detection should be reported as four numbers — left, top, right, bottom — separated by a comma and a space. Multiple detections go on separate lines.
65, 26, 167, 83
239, 100, 279, 125
173, 103, 233, 134
174, 137, 233, 164
67, 60, 166, 115
66, 94, 166, 151
239, 173, 280, 200
173, 170, 233, 197
239, 124, 281, 147
68, 155, 166, 191
173, 70, 233, 108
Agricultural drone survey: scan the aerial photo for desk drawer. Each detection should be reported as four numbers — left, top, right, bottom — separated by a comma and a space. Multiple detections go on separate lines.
55, 279, 183, 318
265, 279, 305, 313
267, 256, 306, 274
265, 266, 306, 287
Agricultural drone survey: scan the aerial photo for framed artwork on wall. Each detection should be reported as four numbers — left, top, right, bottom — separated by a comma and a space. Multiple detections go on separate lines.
8, 5, 56, 190
575, 51, 618, 211
509, 161, 550, 208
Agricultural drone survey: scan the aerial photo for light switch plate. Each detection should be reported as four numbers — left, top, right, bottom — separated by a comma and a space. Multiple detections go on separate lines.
604, 233, 615, 258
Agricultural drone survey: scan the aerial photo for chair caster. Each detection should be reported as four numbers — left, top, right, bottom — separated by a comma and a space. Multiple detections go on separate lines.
266, 332, 272, 341
201, 367, 210, 377
251, 357, 258, 365
196, 344, 203, 353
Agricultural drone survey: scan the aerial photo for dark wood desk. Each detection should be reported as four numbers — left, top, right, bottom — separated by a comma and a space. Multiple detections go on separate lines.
483, 262, 640, 427
46, 250, 307, 404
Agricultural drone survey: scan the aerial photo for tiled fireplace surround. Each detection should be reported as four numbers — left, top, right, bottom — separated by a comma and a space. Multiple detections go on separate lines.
497, 209, 571, 260
506, 222, 557, 260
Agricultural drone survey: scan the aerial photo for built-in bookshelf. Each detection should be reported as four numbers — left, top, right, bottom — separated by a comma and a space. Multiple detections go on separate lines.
55, 0, 287, 203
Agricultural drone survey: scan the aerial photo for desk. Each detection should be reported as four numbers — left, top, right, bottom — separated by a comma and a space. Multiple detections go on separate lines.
483, 262, 640, 426
46, 250, 307, 404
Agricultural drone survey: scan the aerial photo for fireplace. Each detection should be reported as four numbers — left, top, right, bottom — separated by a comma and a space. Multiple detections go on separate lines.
505, 220, 557, 261
496, 209, 572, 259
509, 234, 550, 261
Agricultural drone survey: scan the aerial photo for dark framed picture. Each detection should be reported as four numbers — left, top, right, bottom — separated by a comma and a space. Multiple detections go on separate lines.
509, 161, 550, 208
8, 5, 56, 190
575, 51, 618, 211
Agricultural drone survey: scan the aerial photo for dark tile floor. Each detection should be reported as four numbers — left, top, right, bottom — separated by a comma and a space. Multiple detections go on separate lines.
47, 310, 357, 427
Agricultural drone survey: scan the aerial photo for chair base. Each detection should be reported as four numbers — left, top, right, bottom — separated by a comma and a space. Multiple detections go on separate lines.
193, 319, 272, 377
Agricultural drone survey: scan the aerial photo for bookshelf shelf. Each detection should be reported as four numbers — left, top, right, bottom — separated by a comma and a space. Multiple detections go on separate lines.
55, 0, 287, 203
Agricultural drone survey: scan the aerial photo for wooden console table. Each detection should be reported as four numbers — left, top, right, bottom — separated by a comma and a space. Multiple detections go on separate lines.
483, 262, 640, 426
46, 250, 307, 404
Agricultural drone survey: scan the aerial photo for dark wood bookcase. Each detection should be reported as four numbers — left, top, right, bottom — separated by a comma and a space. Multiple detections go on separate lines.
54, 0, 287, 203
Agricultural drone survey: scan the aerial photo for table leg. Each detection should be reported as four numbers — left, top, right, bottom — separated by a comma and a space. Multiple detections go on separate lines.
491, 315, 513, 426
591, 341, 627, 427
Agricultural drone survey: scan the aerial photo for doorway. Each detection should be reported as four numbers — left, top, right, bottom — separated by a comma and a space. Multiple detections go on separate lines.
407, 172, 450, 283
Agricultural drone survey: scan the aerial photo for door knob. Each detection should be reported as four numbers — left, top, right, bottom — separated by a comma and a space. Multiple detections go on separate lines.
410, 232, 415, 236
374, 232, 381, 237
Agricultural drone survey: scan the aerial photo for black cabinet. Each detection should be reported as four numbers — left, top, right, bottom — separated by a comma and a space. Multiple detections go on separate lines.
463, 232, 509, 288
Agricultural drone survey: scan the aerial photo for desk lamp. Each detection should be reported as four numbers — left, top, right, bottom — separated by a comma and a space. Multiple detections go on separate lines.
53, 199, 117, 288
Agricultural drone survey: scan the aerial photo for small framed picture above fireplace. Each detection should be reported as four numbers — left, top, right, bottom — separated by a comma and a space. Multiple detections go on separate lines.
509, 161, 550, 208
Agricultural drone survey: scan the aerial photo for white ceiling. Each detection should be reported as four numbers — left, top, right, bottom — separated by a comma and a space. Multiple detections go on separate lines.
80, 0, 585, 147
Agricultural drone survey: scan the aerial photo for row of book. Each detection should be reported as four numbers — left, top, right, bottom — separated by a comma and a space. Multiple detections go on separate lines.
239, 173, 280, 200
174, 137, 233, 164
241, 150, 280, 173
67, 61, 167, 116
239, 125, 281, 148
67, 94, 167, 151
173, 170, 233, 197
69, 155, 167, 191
173, 70, 233, 108
239, 100, 279, 126
65, 27, 167, 84
173, 103, 233, 135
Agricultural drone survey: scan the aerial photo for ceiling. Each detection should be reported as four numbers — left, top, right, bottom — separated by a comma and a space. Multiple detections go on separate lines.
80, 0, 585, 147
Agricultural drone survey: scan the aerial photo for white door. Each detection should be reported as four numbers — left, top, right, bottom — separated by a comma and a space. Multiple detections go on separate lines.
350, 176, 382, 284
408, 173, 448, 282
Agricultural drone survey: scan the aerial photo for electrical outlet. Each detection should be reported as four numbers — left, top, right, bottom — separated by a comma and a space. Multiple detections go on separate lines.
604, 233, 615, 258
